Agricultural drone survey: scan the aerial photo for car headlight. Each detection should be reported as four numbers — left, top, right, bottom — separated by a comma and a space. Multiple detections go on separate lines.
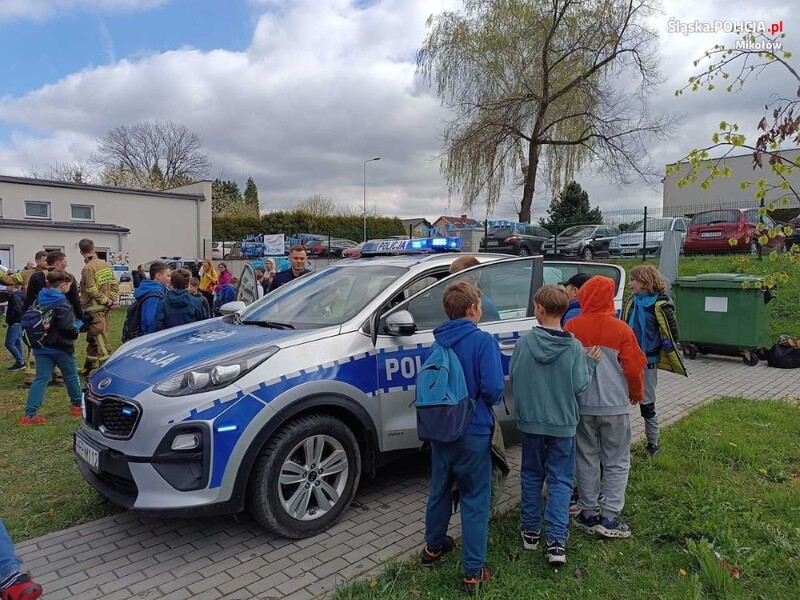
154, 346, 279, 397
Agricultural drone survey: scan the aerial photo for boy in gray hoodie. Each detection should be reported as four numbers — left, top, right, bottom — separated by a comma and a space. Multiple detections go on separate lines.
510, 285, 600, 565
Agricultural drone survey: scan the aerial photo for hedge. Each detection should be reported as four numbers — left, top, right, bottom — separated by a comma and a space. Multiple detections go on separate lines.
212, 211, 407, 242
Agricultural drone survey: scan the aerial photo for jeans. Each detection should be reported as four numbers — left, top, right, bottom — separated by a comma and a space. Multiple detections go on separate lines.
0, 519, 20, 583
425, 434, 492, 577
4, 323, 24, 365
25, 350, 82, 418
520, 433, 575, 544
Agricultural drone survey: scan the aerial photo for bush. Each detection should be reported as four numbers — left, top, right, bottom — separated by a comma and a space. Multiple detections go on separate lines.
212, 211, 406, 242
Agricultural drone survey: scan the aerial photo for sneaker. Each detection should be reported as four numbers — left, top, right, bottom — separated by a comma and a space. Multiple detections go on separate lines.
595, 516, 632, 539
420, 535, 454, 567
8, 363, 26, 372
646, 443, 661, 456
0, 572, 43, 600
521, 528, 541, 550
69, 405, 83, 417
18, 416, 47, 427
463, 566, 491, 596
572, 511, 600, 534
546, 540, 567, 566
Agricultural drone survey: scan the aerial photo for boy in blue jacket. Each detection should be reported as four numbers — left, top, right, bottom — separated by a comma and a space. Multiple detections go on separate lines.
510, 285, 600, 565
134, 262, 171, 334
212, 277, 238, 316
154, 269, 207, 332
420, 282, 504, 596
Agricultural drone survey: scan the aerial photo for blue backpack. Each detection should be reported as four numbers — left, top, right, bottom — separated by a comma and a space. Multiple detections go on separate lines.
21, 303, 54, 349
414, 342, 475, 443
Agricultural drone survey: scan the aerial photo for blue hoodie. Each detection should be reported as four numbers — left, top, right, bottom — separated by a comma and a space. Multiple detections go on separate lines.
561, 298, 581, 326
213, 283, 237, 315
431, 318, 505, 436
36, 288, 80, 354
134, 279, 166, 334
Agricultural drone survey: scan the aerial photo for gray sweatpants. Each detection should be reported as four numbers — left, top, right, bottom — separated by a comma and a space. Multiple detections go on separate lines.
641, 366, 659, 446
575, 414, 631, 519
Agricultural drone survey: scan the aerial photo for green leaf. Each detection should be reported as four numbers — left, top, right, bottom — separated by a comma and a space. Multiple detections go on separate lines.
712, 133, 720, 144
740, 182, 750, 190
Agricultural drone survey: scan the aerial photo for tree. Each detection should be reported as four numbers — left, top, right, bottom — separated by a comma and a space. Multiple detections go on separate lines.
418, 0, 674, 223
539, 181, 602, 232
26, 161, 93, 184
212, 179, 243, 215
670, 30, 799, 272
91, 121, 211, 190
244, 177, 260, 213
295, 193, 337, 217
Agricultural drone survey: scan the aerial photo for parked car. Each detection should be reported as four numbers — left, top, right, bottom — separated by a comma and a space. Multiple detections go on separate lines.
480, 224, 552, 256
75, 241, 625, 539
609, 217, 690, 258
143, 257, 202, 277
684, 208, 786, 255
785, 213, 800, 250
306, 238, 358, 257
342, 241, 367, 258
542, 224, 621, 259
211, 241, 237, 260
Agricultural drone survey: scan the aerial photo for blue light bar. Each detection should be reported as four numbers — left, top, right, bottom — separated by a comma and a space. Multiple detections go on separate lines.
361, 237, 462, 255
216, 424, 238, 433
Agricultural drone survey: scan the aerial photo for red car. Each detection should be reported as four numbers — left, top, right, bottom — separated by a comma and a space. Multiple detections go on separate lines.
341, 241, 366, 259
684, 208, 786, 255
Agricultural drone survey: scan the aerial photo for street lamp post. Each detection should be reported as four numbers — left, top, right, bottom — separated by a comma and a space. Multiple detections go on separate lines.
363, 157, 381, 242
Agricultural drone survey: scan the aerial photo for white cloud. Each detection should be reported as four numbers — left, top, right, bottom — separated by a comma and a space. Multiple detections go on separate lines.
0, 0, 168, 21
0, 0, 797, 222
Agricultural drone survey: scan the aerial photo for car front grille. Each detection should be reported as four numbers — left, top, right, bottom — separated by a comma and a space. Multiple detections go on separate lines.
97, 470, 138, 499
84, 393, 141, 440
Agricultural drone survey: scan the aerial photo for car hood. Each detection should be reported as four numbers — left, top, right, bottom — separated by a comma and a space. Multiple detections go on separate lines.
99, 320, 300, 385
614, 231, 666, 244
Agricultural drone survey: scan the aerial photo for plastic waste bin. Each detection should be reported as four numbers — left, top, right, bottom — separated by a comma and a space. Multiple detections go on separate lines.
671, 273, 774, 366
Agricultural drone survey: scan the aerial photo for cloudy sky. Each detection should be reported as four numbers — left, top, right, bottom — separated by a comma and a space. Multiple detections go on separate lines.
0, 0, 797, 221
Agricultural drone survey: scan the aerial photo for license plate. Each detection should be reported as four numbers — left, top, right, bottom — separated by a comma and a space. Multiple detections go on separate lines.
75, 435, 100, 471
486, 240, 499, 246
699, 231, 722, 238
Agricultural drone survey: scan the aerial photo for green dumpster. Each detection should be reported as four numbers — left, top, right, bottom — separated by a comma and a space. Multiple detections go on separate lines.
671, 273, 774, 366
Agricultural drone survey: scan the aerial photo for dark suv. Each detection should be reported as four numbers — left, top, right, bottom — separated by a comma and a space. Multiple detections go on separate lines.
542, 224, 622, 259
480, 224, 552, 256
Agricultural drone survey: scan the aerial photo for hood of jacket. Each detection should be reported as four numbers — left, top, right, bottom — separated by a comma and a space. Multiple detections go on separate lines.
520, 326, 574, 364
38, 287, 69, 308
433, 318, 478, 348
219, 283, 236, 294
134, 279, 165, 299
164, 288, 193, 309
576, 276, 616, 317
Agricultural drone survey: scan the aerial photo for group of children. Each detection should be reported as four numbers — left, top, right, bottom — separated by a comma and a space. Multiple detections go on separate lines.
420, 265, 685, 595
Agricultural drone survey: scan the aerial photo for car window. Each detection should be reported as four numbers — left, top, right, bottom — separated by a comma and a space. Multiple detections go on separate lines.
543, 263, 622, 295
743, 209, 759, 225
237, 265, 258, 306
397, 259, 537, 331
763, 215, 776, 228
674, 219, 687, 232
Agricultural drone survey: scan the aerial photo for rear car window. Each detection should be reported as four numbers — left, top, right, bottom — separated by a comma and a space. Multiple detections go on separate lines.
691, 210, 740, 225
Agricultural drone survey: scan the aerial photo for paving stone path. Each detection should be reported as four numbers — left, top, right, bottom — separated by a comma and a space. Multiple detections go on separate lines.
15, 356, 799, 599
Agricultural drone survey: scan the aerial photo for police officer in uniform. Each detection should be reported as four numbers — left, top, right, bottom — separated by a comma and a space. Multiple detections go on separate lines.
79, 239, 119, 375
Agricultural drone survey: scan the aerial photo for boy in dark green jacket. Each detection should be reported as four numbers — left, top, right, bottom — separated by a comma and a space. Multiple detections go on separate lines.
510, 285, 600, 565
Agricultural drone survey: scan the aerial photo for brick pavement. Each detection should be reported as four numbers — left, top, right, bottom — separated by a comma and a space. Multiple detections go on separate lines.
15, 356, 799, 599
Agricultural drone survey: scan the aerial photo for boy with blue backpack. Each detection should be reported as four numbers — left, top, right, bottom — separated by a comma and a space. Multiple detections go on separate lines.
416, 281, 504, 596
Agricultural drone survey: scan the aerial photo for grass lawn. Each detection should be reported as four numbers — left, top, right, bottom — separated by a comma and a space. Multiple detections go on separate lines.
0, 310, 126, 541
0, 254, 797, 543
335, 398, 800, 600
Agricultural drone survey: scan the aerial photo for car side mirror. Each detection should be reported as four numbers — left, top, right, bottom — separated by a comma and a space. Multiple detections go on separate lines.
219, 301, 246, 316
384, 310, 417, 336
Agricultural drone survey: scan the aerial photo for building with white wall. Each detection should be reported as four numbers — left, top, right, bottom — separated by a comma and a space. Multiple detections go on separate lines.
0, 176, 212, 271
662, 149, 800, 215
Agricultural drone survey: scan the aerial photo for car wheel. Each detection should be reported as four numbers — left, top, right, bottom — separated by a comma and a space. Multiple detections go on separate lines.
248, 414, 361, 538
582, 246, 593, 260
517, 246, 531, 257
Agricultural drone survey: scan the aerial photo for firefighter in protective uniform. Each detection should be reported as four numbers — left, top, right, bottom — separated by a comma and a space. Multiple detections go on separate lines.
79, 239, 119, 375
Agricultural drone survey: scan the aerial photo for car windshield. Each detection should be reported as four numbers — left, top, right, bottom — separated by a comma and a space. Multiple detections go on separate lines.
691, 210, 739, 225
560, 225, 595, 238
240, 264, 408, 328
630, 218, 673, 233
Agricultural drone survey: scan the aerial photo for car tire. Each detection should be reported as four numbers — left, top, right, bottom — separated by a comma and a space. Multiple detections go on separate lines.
247, 414, 361, 539
517, 246, 531, 257
581, 247, 593, 260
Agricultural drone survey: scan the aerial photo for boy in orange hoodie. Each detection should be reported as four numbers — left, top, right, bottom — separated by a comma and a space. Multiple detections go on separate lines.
564, 276, 646, 539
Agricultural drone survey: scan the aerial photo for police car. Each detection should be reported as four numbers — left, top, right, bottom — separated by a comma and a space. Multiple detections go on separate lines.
74, 238, 625, 538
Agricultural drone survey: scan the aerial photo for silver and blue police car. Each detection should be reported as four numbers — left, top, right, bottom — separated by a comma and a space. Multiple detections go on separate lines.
74, 238, 625, 538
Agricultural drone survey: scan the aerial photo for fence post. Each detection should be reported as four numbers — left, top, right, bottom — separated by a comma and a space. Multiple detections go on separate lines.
483, 220, 488, 252
758, 197, 764, 260
409, 224, 413, 238
641, 206, 648, 262
328, 234, 332, 258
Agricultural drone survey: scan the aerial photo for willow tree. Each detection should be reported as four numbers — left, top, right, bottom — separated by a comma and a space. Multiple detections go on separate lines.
418, 0, 673, 222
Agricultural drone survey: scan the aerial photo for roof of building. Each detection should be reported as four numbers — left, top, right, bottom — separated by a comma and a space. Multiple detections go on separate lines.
0, 174, 206, 201
0, 218, 130, 234
401, 217, 433, 227
434, 215, 482, 227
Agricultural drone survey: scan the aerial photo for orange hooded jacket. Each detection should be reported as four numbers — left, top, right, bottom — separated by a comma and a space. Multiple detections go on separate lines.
565, 276, 646, 406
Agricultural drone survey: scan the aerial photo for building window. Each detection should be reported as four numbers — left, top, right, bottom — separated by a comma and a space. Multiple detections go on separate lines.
43, 246, 65, 253
71, 204, 94, 222
0, 198, 3, 218
25, 201, 51, 219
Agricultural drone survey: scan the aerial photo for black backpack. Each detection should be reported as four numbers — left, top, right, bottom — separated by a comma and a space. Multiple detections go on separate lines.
21, 303, 54, 349
767, 336, 800, 369
121, 291, 162, 343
